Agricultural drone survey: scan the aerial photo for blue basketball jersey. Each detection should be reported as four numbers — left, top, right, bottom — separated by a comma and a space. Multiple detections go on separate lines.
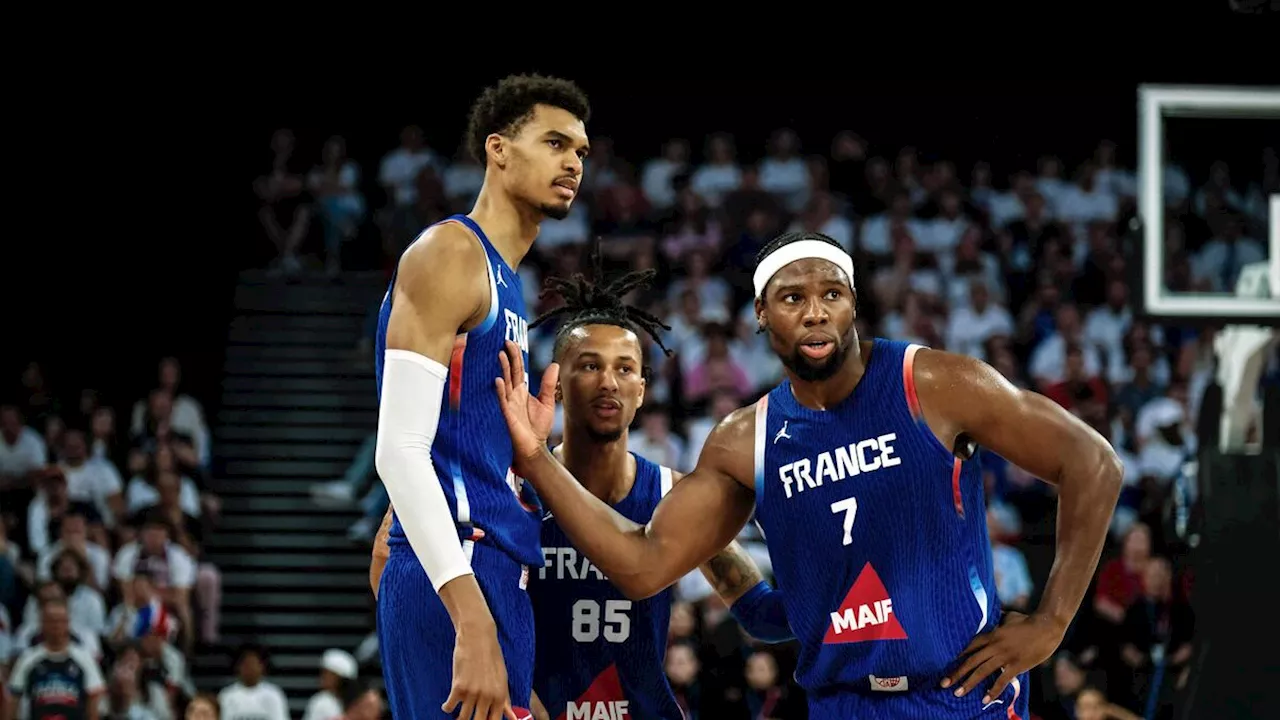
753, 339, 1021, 714
375, 214, 543, 568
529, 453, 683, 720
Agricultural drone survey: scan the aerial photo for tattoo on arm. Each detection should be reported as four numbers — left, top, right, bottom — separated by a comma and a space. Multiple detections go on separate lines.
701, 541, 764, 604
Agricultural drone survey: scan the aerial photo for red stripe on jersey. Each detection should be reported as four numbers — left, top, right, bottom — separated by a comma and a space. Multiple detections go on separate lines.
951, 457, 965, 518
902, 344, 922, 419
449, 335, 467, 409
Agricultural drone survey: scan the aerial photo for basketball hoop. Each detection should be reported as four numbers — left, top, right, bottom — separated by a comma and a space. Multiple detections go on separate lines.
1214, 261, 1279, 453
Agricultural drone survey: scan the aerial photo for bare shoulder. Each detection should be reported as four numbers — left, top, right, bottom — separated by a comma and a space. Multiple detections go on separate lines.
696, 403, 759, 490
912, 346, 1011, 402
395, 220, 490, 307
908, 347, 1022, 445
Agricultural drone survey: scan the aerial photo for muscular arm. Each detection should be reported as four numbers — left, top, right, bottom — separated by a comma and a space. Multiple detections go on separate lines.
375, 223, 496, 631
914, 349, 1123, 633
515, 408, 758, 600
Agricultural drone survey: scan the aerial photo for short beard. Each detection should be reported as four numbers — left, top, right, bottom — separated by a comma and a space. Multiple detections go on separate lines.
770, 327, 848, 382
585, 426, 624, 443
540, 202, 571, 221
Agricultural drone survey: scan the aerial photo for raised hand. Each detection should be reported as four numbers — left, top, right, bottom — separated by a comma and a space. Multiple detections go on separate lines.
495, 340, 560, 464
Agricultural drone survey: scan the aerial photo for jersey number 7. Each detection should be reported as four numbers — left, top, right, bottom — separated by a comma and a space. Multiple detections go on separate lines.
831, 497, 858, 546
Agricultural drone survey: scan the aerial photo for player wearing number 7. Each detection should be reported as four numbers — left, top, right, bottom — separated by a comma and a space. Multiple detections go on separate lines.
496, 231, 1124, 720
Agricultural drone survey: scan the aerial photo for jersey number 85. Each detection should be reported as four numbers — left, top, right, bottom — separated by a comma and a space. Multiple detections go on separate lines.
572, 599, 632, 643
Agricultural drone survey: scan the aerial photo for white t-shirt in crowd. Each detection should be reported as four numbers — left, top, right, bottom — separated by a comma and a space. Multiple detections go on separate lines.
0, 428, 46, 477
218, 681, 291, 720
112, 541, 197, 590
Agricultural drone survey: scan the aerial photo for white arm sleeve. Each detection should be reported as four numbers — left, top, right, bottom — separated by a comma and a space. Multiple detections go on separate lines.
374, 349, 474, 592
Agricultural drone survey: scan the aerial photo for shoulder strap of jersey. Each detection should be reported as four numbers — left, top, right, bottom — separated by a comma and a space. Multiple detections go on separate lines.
659, 465, 674, 497
435, 217, 500, 335
903, 342, 966, 518
752, 395, 769, 500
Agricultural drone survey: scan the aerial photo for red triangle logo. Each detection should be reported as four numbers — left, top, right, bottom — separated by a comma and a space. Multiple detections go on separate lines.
554, 663, 626, 720
823, 562, 908, 644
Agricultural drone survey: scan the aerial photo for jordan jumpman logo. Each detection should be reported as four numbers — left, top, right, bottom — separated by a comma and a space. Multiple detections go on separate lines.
774, 420, 791, 444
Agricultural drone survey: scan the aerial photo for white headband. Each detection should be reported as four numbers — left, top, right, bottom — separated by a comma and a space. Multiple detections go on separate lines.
753, 240, 855, 299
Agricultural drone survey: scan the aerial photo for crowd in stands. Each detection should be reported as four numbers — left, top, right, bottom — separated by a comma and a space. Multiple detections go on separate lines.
0, 359, 227, 719
258, 122, 1280, 720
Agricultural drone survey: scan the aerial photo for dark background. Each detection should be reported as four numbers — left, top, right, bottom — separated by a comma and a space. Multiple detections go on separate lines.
7, 9, 1275, 421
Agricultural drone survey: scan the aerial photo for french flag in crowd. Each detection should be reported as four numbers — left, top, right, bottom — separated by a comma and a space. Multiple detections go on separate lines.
133, 600, 176, 640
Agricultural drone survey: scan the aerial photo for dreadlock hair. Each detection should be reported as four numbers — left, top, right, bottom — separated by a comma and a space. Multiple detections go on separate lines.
530, 237, 673, 369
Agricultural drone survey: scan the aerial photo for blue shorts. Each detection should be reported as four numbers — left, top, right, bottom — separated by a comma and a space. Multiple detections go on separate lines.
377, 539, 535, 719
806, 671, 1030, 720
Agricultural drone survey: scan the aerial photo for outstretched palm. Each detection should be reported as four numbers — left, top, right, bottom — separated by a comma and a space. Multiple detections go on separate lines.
495, 340, 559, 462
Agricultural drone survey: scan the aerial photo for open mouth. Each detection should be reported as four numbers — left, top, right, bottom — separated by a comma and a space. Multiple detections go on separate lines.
799, 338, 835, 360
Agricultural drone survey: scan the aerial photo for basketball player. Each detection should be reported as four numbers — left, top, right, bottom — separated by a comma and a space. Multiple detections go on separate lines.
372, 247, 793, 720
495, 232, 1123, 719
372, 73, 590, 720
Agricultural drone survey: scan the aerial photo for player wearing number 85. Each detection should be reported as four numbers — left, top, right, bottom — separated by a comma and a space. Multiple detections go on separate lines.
522, 241, 789, 720
496, 231, 1124, 719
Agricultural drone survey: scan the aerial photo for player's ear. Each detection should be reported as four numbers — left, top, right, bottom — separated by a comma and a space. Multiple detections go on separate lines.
754, 295, 767, 334
554, 381, 562, 403
485, 133, 508, 168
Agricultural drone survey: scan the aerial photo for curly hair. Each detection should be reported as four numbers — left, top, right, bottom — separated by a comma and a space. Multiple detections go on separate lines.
464, 74, 591, 163
530, 237, 672, 367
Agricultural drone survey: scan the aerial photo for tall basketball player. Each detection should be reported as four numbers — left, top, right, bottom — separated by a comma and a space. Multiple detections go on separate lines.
372, 244, 792, 720
373, 74, 590, 720
496, 232, 1123, 719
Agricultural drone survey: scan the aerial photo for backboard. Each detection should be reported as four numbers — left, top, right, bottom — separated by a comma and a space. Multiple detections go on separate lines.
1137, 84, 1280, 323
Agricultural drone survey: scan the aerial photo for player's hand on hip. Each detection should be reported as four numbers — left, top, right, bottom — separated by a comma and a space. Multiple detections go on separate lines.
441, 623, 520, 720
940, 610, 1064, 705
495, 340, 559, 463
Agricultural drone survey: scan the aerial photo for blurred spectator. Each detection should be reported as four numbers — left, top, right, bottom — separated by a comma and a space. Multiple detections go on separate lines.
112, 510, 197, 652
183, 695, 217, 720
945, 280, 1013, 360
1117, 557, 1194, 718
1074, 686, 1142, 720
641, 138, 690, 210
690, 133, 742, 208
0, 405, 47, 532
7, 599, 105, 718
1093, 523, 1152, 627
130, 360, 209, 470
987, 509, 1032, 612
24, 552, 106, 637
628, 406, 686, 473
664, 640, 701, 720
376, 125, 439, 220
217, 644, 288, 720
743, 650, 803, 720
57, 430, 124, 533
759, 129, 810, 212
307, 136, 366, 278
303, 649, 357, 720
254, 129, 311, 277
683, 325, 752, 407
